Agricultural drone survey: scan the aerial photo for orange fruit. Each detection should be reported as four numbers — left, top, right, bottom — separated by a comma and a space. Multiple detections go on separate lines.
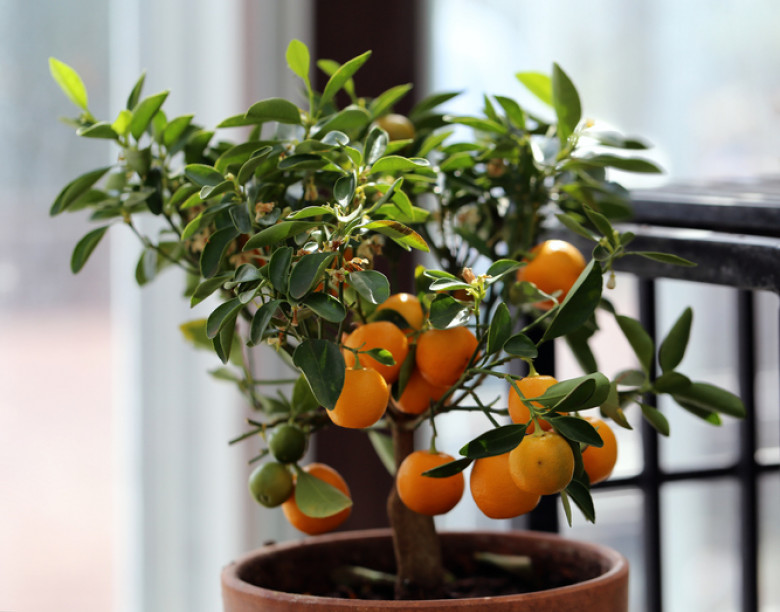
581, 417, 618, 484
469, 453, 541, 519
508, 431, 574, 496
376, 292, 425, 331
342, 321, 409, 383
328, 367, 389, 429
415, 326, 478, 387
508, 374, 559, 432
516, 239, 586, 309
397, 367, 450, 415
282, 463, 351, 535
396, 450, 464, 516
374, 113, 415, 141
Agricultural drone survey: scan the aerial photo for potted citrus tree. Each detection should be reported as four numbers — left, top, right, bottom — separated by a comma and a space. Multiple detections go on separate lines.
49, 40, 745, 610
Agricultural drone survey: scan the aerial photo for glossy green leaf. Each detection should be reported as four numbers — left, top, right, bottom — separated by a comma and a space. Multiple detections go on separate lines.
200, 226, 239, 278
348, 270, 390, 305
573, 154, 663, 174
303, 292, 347, 323
370, 155, 430, 175
190, 275, 230, 307
494, 95, 526, 129
516, 71, 552, 106
286, 39, 310, 82
334, 173, 356, 207
77, 122, 118, 140
237, 147, 274, 185
588, 130, 649, 150
185, 163, 224, 187
556, 213, 597, 242
369, 83, 413, 118
582, 205, 615, 242
112, 110, 133, 137
70, 226, 109, 273
130, 91, 169, 140
249, 300, 283, 346
126, 70, 146, 110
422, 457, 473, 478
673, 397, 723, 425
658, 307, 693, 372
445, 115, 507, 135
417, 129, 453, 158
269, 246, 293, 294
363, 348, 396, 367
565, 477, 595, 523
313, 107, 371, 138
216, 142, 271, 174
49, 57, 88, 111
538, 373, 611, 410
552, 63, 581, 143
363, 220, 428, 252
459, 424, 528, 459
634, 251, 697, 267
616, 315, 654, 375
289, 252, 335, 300
246, 98, 302, 125
294, 466, 352, 518
292, 339, 345, 410
542, 260, 603, 341
410, 91, 460, 117
672, 382, 745, 418
50, 166, 112, 216
277, 153, 328, 170
653, 371, 691, 394
365, 126, 389, 166
243, 221, 320, 250
206, 297, 243, 339
503, 333, 538, 358
320, 50, 372, 107
549, 415, 602, 447
162, 114, 193, 148
487, 303, 511, 355
428, 295, 470, 329
640, 402, 670, 436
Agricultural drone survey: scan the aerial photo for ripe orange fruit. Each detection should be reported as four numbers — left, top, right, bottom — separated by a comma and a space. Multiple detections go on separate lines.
328, 367, 389, 429
508, 374, 559, 432
282, 463, 351, 535
396, 450, 464, 516
342, 321, 409, 383
397, 367, 450, 415
374, 113, 415, 141
376, 292, 425, 331
508, 431, 574, 496
469, 453, 541, 519
415, 326, 478, 387
516, 239, 586, 309
581, 417, 618, 484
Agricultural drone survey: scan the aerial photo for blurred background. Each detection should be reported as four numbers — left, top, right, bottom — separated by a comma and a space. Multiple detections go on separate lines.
1, 1, 778, 611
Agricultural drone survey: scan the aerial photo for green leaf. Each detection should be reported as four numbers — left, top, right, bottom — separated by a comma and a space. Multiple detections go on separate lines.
542, 260, 603, 342
672, 382, 745, 418
313, 107, 371, 138
246, 97, 302, 124
369, 83, 413, 118
190, 275, 230, 307
242, 221, 320, 250
673, 398, 723, 425
277, 153, 328, 170
77, 122, 118, 140
348, 270, 390, 305
571, 153, 663, 174
428, 295, 470, 329
503, 333, 538, 358
163, 114, 194, 148
363, 348, 396, 367
516, 71, 552, 106
370, 155, 430, 175
112, 110, 133, 137
303, 293, 347, 323
292, 374, 319, 414
200, 226, 239, 278
70, 226, 109, 273
237, 147, 273, 185
294, 467, 352, 518
269, 246, 293, 294
487, 303, 511, 355
249, 300, 283, 346
49, 57, 88, 111
185, 164, 224, 187
130, 91, 169, 140
640, 403, 670, 436
494, 95, 526, 129
653, 371, 691, 394
50, 166, 112, 216
363, 220, 428, 252
288, 206, 333, 220
410, 91, 461, 117
365, 126, 389, 166
289, 252, 335, 300
286, 39, 311, 82
565, 477, 595, 523
126, 70, 146, 110
582, 205, 615, 242
549, 378, 598, 414
320, 50, 372, 108
459, 424, 528, 459
587, 130, 650, 150
367, 431, 396, 476
334, 173, 356, 207
539, 373, 611, 410
633, 251, 697, 267
206, 297, 243, 339
552, 63, 581, 143
549, 415, 602, 447
658, 307, 693, 372
422, 457, 473, 478
215, 142, 271, 174
556, 213, 597, 242
292, 339, 345, 410
616, 315, 655, 375
485, 259, 522, 279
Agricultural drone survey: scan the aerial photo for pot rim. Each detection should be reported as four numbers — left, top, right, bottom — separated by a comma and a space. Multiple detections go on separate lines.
221, 528, 629, 608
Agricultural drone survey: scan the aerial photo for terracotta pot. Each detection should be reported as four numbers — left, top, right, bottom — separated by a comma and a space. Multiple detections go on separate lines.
222, 528, 628, 611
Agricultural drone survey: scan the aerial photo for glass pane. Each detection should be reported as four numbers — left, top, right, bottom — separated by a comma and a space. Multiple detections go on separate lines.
0, 2, 113, 612
760, 473, 780, 609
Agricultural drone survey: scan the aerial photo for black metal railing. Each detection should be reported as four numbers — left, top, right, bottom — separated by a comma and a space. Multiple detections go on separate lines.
526, 179, 780, 612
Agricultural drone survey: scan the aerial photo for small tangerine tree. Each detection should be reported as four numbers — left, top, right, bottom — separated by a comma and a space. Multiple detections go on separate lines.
49, 40, 745, 599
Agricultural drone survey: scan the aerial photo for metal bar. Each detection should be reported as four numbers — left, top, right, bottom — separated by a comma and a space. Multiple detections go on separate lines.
737, 290, 759, 612
639, 278, 663, 612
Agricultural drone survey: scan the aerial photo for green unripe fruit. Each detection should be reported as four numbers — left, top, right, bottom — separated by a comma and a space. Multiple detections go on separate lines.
269, 424, 307, 464
249, 462, 294, 508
